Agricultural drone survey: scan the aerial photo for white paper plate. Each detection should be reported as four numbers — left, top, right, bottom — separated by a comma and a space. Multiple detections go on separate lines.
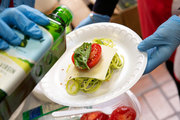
40, 23, 147, 107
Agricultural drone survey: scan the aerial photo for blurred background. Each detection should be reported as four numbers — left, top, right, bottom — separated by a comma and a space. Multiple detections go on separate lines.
3, 0, 180, 119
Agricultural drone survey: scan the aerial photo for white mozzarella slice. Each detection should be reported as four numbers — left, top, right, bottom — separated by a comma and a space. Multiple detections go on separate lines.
66, 45, 116, 81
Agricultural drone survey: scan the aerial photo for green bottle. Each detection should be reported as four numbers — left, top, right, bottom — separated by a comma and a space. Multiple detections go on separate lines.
45, 6, 73, 41
45, 5, 72, 60
31, 5, 73, 80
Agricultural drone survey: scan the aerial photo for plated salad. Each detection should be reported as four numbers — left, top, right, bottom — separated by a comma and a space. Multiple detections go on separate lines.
65, 38, 124, 95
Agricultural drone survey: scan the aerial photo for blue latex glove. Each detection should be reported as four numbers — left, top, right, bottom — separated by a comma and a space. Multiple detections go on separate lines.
76, 13, 110, 29
138, 15, 180, 74
0, 5, 49, 50
0, 0, 35, 12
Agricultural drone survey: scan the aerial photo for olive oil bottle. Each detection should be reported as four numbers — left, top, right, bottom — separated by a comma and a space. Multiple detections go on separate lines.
0, 5, 73, 120
31, 6, 73, 80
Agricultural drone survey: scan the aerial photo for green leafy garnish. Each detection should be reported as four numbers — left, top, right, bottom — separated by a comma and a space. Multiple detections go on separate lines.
73, 42, 92, 69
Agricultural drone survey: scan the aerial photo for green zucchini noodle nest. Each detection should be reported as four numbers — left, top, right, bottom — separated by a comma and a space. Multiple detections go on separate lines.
66, 38, 124, 95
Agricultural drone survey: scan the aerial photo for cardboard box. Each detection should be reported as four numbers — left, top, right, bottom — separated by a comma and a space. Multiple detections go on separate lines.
111, 5, 142, 37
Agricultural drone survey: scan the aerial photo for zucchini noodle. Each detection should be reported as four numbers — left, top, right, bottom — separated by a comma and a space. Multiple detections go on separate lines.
110, 53, 124, 69
66, 38, 124, 95
92, 38, 114, 48
80, 78, 102, 93
105, 67, 112, 81
66, 79, 80, 95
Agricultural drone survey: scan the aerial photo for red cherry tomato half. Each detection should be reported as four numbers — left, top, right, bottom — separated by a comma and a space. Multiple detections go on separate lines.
109, 106, 136, 120
72, 53, 75, 64
72, 43, 102, 69
87, 43, 102, 68
80, 111, 109, 120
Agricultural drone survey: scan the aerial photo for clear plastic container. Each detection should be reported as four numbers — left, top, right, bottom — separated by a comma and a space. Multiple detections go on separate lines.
32, 90, 141, 120
91, 90, 141, 119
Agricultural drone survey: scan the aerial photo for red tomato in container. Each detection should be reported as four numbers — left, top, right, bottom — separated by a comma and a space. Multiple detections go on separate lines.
72, 43, 102, 69
80, 106, 136, 120
80, 111, 109, 120
108, 106, 136, 120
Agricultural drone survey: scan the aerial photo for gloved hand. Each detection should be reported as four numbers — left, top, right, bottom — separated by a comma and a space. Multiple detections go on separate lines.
76, 12, 110, 29
0, 5, 49, 50
138, 15, 180, 74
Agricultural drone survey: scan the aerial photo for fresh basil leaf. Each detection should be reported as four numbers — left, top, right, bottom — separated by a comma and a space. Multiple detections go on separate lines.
74, 43, 92, 69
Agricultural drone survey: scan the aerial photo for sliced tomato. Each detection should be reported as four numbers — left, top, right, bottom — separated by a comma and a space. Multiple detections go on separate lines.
80, 111, 109, 120
108, 106, 136, 120
72, 43, 102, 69
72, 53, 75, 64
87, 43, 101, 68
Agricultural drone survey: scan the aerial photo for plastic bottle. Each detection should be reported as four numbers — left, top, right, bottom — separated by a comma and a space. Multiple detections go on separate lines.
0, 6, 73, 119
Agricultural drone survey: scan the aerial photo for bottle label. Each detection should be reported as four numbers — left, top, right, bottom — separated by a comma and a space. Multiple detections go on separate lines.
0, 26, 53, 95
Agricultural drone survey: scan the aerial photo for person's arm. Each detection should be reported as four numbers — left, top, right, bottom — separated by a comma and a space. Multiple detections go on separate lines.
138, 15, 180, 74
76, 0, 118, 28
0, 5, 49, 50
92, 0, 118, 17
